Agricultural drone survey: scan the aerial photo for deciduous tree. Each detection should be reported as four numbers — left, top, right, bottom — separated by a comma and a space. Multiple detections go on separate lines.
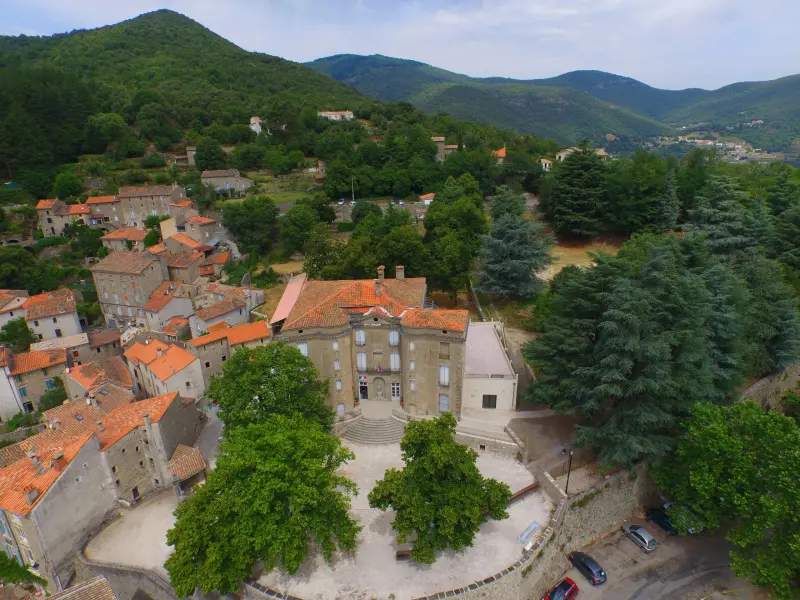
222, 195, 279, 256
279, 204, 319, 254
165, 416, 360, 596
368, 413, 511, 564
0, 317, 36, 353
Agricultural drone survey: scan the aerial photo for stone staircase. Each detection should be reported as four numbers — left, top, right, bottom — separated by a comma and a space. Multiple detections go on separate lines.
341, 416, 406, 444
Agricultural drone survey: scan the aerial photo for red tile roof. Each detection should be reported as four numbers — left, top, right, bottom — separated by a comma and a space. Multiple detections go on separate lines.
204, 252, 229, 265
147, 243, 166, 255
67, 204, 90, 215
143, 281, 178, 312
123, 339, 169, 366
281, 277, 426, 330
101, 228, 147, 241
493, 147, 507, 158
195, 296, 247, 321
50, 576, 118, 600
169, 200, 193, 208
87, 328, 120, 348
24, 288, 76, 320
95, 393, 177, 449
401, 308, 469, 332
85, 196, 118, 204
147, 345, 197, 382
191, 320, 270, 347
420, 192, 436, 200
36, 199, 58, 209
168, 445, 205, 481
168, 233, 205, 250
207, 322, 230, 333
64, 356, 132, 391
162, 316, 188, 336
92, 251, 158, 274
9, 348, 67, 376
186, 215, 215, 225
165, 251, 204, 269
118, 185, 176, 198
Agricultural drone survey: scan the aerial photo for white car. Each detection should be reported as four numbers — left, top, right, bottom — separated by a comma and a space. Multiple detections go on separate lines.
349, 200, 357, 207
398, 200, 405, 205
337, 199, 345, 205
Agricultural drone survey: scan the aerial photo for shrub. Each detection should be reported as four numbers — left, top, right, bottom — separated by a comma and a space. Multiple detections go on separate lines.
7, 412, 38, 432
336, 221, 355, 232
140, 153, 166, 168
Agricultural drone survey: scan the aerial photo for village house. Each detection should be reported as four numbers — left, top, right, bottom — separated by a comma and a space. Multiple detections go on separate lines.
540, 158, 552, 172
50, 576, 118, 600
199, 282, 264, 314
91, 252, 167, 330
117, 185, 186, 229
62, 355, 133, 401
85, 195, 121, 229
249, 116, 262, 135
143, 281, 196, 332
0, 289, 81, 342
167, 199, 197, 222
200, 169, 253, 193
0, 347, 67, 420
461, 322, 518, 418
317, 110, 354, 121
164, 232, 208, 254
162, 316, 190, 342
100, 228, 148, 252
35, 200, 93, 237
0, 391, 203, 590
270, 268, 469, 417
29, 328, 120, 367
190, 320, 271, 386
165, 251, 205, 284
183, 215, 217, 243
199, 252, 230, 279
492, 147, 506, 164
123, 339, 204, 399
189, 296, 248, 337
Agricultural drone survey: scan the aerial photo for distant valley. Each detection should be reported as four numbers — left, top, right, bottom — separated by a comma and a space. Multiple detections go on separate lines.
307, 54, 800, 152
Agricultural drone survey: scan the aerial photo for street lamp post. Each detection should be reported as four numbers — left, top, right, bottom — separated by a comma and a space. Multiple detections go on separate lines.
564, 448, 574, 496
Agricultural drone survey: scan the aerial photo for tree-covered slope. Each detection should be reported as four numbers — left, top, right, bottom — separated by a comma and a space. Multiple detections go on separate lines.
0, 10, 369, 120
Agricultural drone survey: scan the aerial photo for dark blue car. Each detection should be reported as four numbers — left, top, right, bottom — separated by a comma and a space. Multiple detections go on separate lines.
569, 551, 607, 585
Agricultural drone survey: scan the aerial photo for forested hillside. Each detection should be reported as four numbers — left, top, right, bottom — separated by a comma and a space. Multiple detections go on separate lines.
308, 54, 800, 151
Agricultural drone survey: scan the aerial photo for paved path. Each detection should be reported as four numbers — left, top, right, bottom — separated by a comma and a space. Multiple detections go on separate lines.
196, 405, 222, 469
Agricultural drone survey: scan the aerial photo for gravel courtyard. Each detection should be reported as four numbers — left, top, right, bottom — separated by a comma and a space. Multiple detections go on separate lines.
259, 441, 553, 600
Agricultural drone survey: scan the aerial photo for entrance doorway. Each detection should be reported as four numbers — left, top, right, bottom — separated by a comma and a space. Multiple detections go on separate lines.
132, 486, 140, 500
359, 383, 368, 400
336, 403, 345, 417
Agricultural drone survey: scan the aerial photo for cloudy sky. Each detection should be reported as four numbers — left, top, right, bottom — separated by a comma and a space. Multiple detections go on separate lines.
3, 0, 799, 90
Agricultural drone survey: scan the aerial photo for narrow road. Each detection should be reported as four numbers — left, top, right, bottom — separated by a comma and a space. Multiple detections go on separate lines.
195, 404, 222, 469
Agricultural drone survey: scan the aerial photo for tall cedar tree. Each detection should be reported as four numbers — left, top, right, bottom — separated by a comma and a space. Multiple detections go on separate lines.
652, 401, 800, 599
488, 186, 526, 220
368, 413, 511, 564
477, 213, 553, 298
652, 169, 680, 233
209, 343, 334, 431
773, 200, 800, 268
165, 417, 361, 596
547, 147, 607, 237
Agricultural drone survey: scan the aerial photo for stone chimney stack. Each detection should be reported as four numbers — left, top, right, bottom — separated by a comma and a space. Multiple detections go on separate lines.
157, 347, 164, 358
25, 449, 39, 468
374, 279, 381, 297
97, 420, 104, 432
143, 413, 151, 429
377, 265, 385, 280
89, 392, 98, 408
396, 265, 405, 281
24, 485, 40, 506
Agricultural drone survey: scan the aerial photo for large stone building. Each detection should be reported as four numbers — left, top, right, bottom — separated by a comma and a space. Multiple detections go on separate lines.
91, 252, 167, 330
123, 339, 204, 399
117, 185, 186, 228
0, 347, 67, 421
143, 281, 196, 332
62, 356, 133, 402
0, 289, 81, 342
270, 268, 469, 416
190, 320, 271, 386
200, 169, 253, 193
29, 329, 121, 367
99, 228, 147, 252
35, 200, 91, 237
0, 392, 203, 590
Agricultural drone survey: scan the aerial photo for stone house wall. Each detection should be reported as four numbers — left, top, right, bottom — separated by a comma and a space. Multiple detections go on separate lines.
94, 262, 167, 329
101, 429, 161, 503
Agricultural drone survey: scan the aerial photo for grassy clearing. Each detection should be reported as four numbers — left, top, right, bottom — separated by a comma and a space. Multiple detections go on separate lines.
271, 260, 305, 276
544, 236, 623, 280
215, 189, 311, 208
429, 291, 480, 320
254, 283, 287, 320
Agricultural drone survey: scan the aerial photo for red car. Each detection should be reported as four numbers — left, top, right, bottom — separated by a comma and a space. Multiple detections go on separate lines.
542, 577, 579, 600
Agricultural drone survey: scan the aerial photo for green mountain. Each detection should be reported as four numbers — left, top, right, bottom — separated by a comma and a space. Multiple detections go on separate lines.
309, 55, 673, 144
0, 10, 369, 122
308, 54, 800, 150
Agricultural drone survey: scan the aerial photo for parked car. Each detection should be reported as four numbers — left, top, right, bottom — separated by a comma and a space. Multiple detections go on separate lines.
349, 200, 357, 206
569, 551, 607, 585
663, 502, 704, 534
398, 200, 405, 205
337, 199, 345, 205
542, 577, 579, 600
622, 523, 658, 552
646, 507, 679, 535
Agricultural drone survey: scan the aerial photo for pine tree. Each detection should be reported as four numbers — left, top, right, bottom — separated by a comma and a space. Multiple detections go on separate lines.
548, 147, 607, 237
684, 175, 755, 259
745, 199, 776, 253
773, 201, 800, 269
764, 170, 800, 216
477, 214, 553, 297
652, 169, 679, 233
488, 186, 526, 220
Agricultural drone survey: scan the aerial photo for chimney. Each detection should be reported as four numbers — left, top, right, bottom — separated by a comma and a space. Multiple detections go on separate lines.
89, 392, 98, 408
396, 265, 405, 281
26, 449, 39, 468
23, 485, 40, 505
143, 413, 151, 431
374, 279, 381, 297
157, 347, 164, 357
377, 265, 385, 280
97, 420, 104, 432
51, 450, 66, 471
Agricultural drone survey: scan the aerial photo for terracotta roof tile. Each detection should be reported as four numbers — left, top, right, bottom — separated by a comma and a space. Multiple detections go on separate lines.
42, 401, 106, 436
95, 393, 177, 449
169, 200, 192, 208
168, 233, 205, 250
401, 308, 469, 332
203, 252, 229, 265
9, 348, 67, 376
147, 345, 197, 382
201, 169, 239, 178
282, 277, 426, 330
118, 185, 176, 198
143, 281, 179, 312
101, 228, 147, 241
36, 199, 58, 209
493, 147, 507, 158
195, 296, 247, 321
24, 288, 76, 320
162, 316, 188, 336
191, 320, 269, 347
85, 196, 118, 205
165, 251, 204, 269
168, 445, 205, 481
92, 251, 158, 274
123, 339, 169, 366
51, 576, 118, 600
87, 329, 120, 348
420, 192, 436, 200
185, 215, 215, 225
64, 356, 132, 391
147, 243, 166, 255
207, 322, 230, 333
67, 204, 90, 215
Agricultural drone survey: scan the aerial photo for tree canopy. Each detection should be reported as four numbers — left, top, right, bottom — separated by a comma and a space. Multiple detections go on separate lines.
222, 195, 279, 256
208, 343, 333, 431
165, 416, 360, 596
0, 318, 37, 353
368, 413, 511, 564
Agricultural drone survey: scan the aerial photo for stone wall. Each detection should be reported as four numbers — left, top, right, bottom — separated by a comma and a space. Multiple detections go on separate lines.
454, 429, 520, 459
0, 424, 43, 444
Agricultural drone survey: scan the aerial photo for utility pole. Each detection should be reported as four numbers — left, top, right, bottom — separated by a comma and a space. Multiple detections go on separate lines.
564, 448, 574, 496
351, 175, 355, 204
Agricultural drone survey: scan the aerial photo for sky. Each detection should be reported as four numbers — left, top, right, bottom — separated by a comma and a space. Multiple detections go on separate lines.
3, 0, 800, 90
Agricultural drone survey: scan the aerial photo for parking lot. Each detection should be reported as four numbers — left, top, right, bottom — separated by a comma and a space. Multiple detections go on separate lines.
558, 521, 767, 599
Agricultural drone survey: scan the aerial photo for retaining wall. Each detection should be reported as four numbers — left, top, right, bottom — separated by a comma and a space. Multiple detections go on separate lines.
739, 363, 800, 409
0, 424, 44, 445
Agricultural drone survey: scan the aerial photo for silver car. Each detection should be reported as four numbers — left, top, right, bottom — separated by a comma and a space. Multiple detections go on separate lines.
622, 523, 657, 552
